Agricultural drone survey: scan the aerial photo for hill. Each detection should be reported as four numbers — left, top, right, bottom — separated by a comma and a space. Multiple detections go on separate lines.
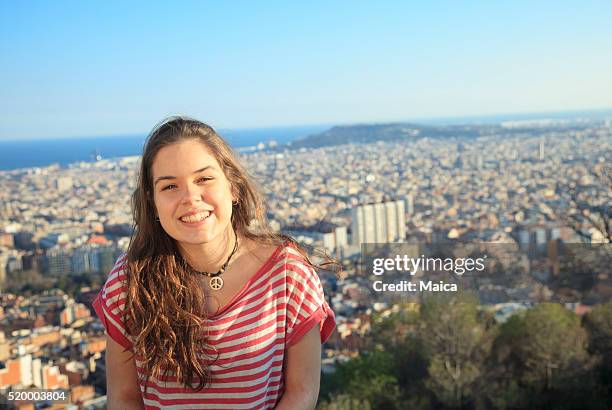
287, 122, 502, 148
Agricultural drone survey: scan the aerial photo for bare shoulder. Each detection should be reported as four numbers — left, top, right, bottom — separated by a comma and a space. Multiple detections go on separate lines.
242, 238, 283, 264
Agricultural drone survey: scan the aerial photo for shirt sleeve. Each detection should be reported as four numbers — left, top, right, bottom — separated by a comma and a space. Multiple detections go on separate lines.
92, 254, 134, 350
285, 248, 336, 347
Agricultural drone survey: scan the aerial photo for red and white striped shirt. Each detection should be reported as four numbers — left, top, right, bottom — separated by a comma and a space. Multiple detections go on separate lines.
92, 243, 336, 409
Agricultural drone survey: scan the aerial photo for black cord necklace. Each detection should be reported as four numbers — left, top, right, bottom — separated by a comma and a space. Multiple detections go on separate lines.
189, 229, 239, 291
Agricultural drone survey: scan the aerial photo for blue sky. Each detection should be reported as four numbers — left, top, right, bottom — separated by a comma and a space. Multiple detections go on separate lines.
1, 1, 611, 139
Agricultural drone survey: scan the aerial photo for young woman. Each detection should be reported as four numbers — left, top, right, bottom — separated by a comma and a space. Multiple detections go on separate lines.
92, 117, 336, 409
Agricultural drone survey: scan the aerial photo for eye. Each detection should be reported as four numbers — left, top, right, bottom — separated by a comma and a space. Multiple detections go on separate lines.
196, 177, 213, 183
161, 184, 177, 191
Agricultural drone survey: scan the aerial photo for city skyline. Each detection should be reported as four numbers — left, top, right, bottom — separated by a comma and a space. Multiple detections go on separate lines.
2, 1, 612, 139
0, 111, 610, 407
2, 107, 612, 142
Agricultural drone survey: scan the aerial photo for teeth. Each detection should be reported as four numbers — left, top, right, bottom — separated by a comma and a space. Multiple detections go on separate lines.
180, 211, 211, 223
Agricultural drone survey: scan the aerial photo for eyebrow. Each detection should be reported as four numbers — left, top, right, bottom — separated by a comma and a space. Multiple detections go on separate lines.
153, 166, 214, 186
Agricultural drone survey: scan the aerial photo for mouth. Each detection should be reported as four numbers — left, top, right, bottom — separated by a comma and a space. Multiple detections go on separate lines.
178, 210, 212, 224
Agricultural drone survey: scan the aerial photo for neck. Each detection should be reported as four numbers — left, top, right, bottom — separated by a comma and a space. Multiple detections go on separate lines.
178, 228, 239, 273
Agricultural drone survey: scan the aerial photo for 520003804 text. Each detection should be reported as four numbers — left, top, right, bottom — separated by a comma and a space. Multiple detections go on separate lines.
6, 389, 70, 403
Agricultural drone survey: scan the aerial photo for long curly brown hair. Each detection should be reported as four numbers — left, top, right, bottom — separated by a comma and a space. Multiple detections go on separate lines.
122, 116, 336, 394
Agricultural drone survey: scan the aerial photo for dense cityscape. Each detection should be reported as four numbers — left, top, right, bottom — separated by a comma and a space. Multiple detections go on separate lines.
0, 119, 611, 408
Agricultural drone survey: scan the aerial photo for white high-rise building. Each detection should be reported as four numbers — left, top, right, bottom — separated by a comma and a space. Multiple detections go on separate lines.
320, 226, 349, 254
363, 204, 376, 244
352, 207, 363, 245
395, 200, 406, 240
385, 202, 398, 242
374, 203, 386, 242
19, 353, 33, 387
32, 358, 42, 388
405, 193, 414, 216
351, 200, 406, 245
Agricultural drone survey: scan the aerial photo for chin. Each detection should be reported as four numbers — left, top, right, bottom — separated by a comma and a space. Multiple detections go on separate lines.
177, 232, 219, 245
182, 229, 227, 244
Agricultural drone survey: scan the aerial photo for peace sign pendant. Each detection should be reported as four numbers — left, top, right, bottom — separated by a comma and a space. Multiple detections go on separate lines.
209, 276, 224, 291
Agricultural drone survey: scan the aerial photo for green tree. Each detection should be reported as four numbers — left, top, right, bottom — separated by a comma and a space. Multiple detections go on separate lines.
3, 269, 54, 295
517, 303, 590, 389
370, 303, 420, 349
317, 393, 371, 410
483, 314, 530, 409
583, 301, 612, 408
490, 303, 602, 409
320, 349, 406, 409
583, 300, 612, 356
419, 293, 495, 409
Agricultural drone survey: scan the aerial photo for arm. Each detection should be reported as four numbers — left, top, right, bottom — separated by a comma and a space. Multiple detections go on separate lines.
276, 325, 322, 410
105, 334, 145, 410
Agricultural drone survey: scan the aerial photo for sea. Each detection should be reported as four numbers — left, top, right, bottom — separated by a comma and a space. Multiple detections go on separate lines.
2, 109, 610, 172
0, 125, 329, 171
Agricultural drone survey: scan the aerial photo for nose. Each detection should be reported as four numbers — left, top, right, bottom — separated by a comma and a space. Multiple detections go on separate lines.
180, 182, 203, 205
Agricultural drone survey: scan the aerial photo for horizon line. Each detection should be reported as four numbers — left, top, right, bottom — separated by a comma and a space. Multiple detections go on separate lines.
1, 106, 611, 142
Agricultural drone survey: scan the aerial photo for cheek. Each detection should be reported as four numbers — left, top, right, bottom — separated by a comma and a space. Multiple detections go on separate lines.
208, 186, 232, 204
153, 195, 174, 216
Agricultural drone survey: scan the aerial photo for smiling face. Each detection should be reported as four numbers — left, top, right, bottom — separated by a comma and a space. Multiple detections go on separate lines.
151, 139, 236, 251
